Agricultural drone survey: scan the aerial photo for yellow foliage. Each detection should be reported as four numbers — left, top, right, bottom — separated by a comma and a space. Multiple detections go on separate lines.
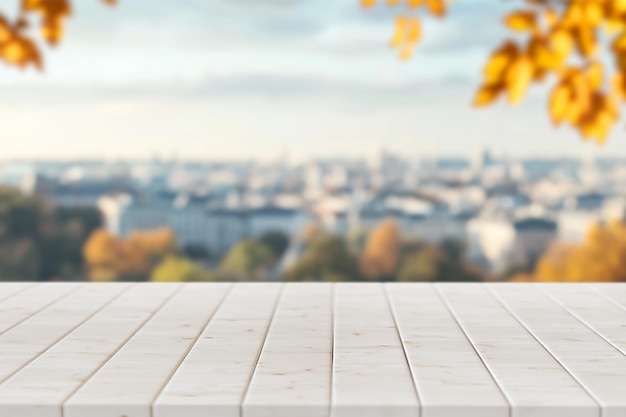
505, 11, 537, 32
506, 55, 534, 104
522, 220, 626, 282
0, 0, 115, 70
127, 228, 176, 258
390, 16, 421, 60
360, 218, 401, 279
83, 227, 176, 281
362, 0, 626, 144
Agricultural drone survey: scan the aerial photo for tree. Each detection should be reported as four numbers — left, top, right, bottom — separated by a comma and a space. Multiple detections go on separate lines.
151, 255, 214, 282
360, 218, 401, 280
397, 240, 483, 282
0, 186, 95, 281
0, 0, 116, 70
397, 244, 443, 282
435, 239, 483, 282
299, 221, 323, 244
126, 228, 177, 263
182, 243, 211, 263
258, 231, 290, 261
82, 227, 177, 282
283, 233, 362, 282
346, 227, 368, 255
0, 239, 40, 281
362, 0, 626, 143
39, 206, 103, 281
517, 220, 626, 282
217, 239, 273, 281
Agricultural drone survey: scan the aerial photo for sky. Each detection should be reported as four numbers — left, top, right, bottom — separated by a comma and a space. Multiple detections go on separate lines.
0, 0, 625, 161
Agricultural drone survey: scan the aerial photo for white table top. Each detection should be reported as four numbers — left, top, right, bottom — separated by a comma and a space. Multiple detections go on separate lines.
0, 282, 624, 417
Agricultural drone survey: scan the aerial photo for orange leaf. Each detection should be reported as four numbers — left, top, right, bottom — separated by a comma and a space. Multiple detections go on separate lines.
408, 0, 425, 8
586, 62, 603, 90
399, 44, 413, 60
504, 11, 536, 32
575, 26, 597, 57
549, 84, 570, 125
0, 17, 11, 43
483, 41, 518, 84
505, 55, 534, 105
582, 2, 604, 26
473, 84, 501, 107
390, 16, 407, 47
612, 31, 626, 53
406, 18, 421, 43
549, 30, 573, 59
426, 0, 446, 17
613, 72, 626, 99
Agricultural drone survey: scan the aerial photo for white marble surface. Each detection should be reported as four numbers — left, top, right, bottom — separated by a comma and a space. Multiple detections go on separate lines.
0, 282, 623, 417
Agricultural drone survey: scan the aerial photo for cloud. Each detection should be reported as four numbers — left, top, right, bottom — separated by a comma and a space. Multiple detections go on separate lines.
0, 71, 475, 111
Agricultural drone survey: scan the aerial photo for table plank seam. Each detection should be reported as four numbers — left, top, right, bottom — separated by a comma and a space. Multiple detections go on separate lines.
329, 283, 336, 417
383, 283, 424, 416
58, 283, 184, 416
0, 283, 34, 304
239, 282, 285, 416
538, 285, 626, 357
0, 284, 132, 391
0, 284, 85, 339
586, 284, 626, 312
148, 283, 235, 416
485, 285, 606, 414
433, 284, 515, 417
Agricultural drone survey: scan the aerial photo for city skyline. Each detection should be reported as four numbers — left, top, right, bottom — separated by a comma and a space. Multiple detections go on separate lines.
2, 0, 626, 159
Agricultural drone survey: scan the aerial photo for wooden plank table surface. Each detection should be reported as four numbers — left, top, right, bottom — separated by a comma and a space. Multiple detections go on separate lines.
0, 282, 624, 417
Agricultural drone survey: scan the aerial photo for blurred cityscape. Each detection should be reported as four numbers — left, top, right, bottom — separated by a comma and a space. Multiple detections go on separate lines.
1, 148, 626, 283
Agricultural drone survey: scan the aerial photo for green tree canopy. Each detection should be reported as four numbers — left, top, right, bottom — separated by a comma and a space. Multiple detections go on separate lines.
283, 233, 362, 282
218, 239, 273, 281
258, 231, 290, 261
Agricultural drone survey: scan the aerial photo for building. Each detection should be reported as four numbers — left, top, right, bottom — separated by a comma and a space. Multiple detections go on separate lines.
466, 215, 557, 273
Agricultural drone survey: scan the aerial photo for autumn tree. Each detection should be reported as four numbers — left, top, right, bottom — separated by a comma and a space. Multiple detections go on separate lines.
83, 227, 176, 282
360, 218, 401, 280
512, 220, 626, 282
126, 228, 177, 264
362, 0, 626, 143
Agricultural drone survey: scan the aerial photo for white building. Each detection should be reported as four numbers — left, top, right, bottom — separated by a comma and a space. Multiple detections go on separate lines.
99, 192, 309, 257
466, 216, 557, 273
314, 190, 467, 243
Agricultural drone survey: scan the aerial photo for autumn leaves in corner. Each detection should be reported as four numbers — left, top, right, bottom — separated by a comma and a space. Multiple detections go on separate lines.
362, 0, 626, 144
0, 0, 116, 70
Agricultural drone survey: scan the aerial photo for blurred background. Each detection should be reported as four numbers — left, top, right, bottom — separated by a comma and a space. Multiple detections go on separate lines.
2, 0, 626, 283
